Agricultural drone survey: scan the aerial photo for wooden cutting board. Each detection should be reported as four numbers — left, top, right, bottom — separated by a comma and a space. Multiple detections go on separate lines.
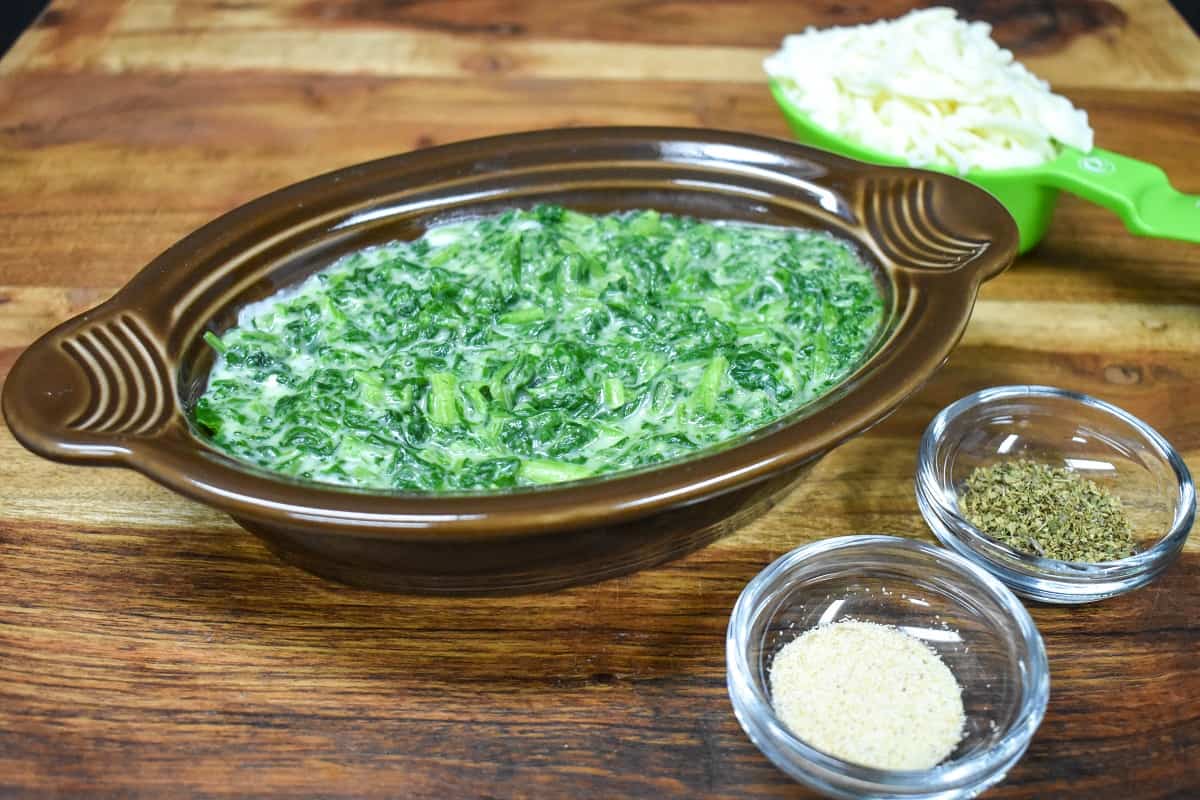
1, 1, 1198, 797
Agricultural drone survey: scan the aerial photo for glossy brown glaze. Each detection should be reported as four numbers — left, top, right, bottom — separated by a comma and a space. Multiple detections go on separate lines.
1, 127, 1017, 592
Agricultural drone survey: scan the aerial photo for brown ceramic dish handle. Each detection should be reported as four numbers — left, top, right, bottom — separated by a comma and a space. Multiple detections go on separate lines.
2, 301, 178, 465
855, 175, 1007, 279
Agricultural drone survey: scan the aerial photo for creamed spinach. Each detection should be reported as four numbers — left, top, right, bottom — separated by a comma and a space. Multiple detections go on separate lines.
195, 206, 883, 491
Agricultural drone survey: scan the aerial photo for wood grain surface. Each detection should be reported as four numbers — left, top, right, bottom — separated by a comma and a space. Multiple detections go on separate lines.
1, 1, 1198, 797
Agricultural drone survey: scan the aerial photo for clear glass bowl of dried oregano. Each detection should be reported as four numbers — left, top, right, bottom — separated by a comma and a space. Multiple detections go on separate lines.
916, 385, 1195, 603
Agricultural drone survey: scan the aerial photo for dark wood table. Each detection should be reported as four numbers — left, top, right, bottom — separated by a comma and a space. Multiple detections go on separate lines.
2, 1, 1198, 797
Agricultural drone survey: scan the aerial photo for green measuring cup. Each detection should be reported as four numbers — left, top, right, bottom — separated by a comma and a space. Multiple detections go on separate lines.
769, 79, 1200, 253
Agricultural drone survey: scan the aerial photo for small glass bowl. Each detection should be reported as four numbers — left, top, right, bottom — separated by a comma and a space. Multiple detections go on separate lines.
916, 385, 1195, 604
726, 535, 1048, 800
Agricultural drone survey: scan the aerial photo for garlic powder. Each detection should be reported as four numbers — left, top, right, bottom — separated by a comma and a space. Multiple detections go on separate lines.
769, 619, 966, 770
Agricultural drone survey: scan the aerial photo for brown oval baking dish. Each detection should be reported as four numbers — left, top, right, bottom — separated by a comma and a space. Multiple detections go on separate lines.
2, 127, 1017, 594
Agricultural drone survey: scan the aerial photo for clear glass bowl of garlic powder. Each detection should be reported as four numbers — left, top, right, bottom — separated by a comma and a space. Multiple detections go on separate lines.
726, 535, 1048, 799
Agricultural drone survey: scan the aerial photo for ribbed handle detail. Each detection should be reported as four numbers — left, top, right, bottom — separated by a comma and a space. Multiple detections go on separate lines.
3, 305, 179, 465
60, 314, 174, 436
861, 178, 990, 270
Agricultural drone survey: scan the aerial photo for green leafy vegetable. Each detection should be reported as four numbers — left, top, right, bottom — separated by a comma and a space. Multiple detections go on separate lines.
194, 205, 883, 492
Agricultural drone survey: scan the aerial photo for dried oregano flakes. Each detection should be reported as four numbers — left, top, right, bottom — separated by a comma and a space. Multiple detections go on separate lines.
960, 459, 1136, 563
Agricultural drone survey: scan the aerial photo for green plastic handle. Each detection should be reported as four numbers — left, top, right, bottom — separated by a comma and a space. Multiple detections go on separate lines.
1041, 148, 1200, 243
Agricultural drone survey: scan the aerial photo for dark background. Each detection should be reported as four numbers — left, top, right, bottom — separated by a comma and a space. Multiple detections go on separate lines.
2, 0, 1198, 57
3, 0, 48, 56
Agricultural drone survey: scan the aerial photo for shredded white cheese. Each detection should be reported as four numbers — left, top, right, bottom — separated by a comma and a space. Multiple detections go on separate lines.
769, 619, 966, 770
764, 7, 1094, 173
